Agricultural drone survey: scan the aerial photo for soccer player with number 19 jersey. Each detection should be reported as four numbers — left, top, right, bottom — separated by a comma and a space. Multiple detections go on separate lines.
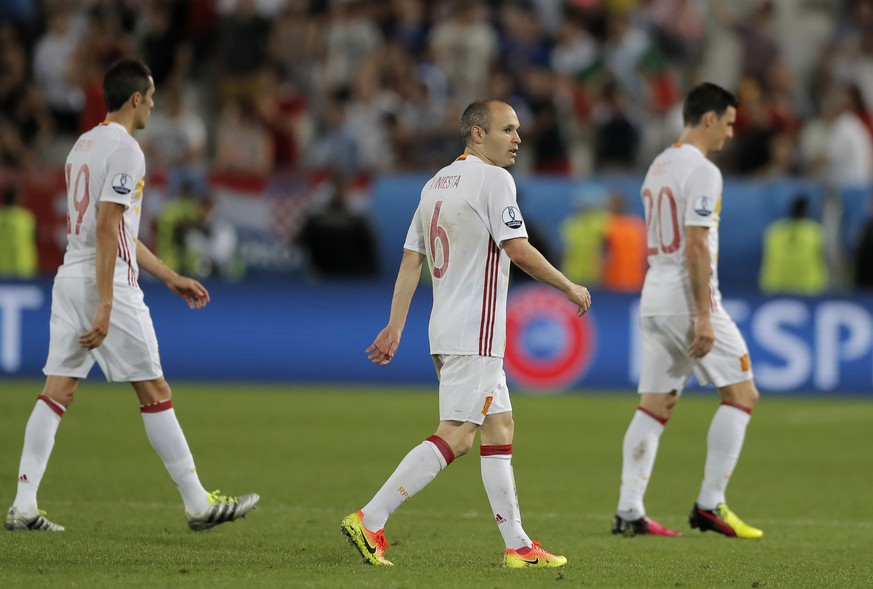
5, 58, 258, 533
342, 100, 591, 568
611, 83, 763, 540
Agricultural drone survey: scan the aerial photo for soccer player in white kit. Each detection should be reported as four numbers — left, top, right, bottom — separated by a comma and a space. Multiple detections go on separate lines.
341, 100, 591, 567
611, 83, 763, 539
5, 58, 258, 532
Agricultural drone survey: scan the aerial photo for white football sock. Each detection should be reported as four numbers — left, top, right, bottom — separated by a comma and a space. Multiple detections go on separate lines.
697, 403, 751, 510
361, 436, 452, 532
617, 408, 666, 521
140, 400, 209, 514
13, 396, 65, 514
481, 445, 531, 550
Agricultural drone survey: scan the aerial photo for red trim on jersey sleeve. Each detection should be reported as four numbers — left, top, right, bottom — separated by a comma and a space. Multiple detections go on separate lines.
426, 435, 455, 465
480, 444, 512, 456
140, 399, 173, 413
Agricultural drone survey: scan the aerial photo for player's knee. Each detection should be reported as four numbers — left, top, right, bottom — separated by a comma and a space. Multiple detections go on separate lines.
481, 415, 514, 445
442, 428, 477, 457
720, 381, 759, 410
503, 414, 515, 434
132, 378, 173, 405
740, 383, 760, 409
503, 419, 515, 441
52, 389, 75, 408
640, 391, 678, 421
158, 381, 173, 400
42, 382, 77, 407
451, 438, 474, 457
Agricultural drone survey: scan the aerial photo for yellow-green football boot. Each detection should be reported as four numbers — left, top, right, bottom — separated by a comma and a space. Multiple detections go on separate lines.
689, 503, 763, 539
341, 510, 393, 566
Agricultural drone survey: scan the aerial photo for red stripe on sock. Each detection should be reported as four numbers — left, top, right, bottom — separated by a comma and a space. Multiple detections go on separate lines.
637, 406, 668, 425
721, 402, 752, 415
426, 435, 455, 465
140, 399, 173, 413
480, 444, 512, 456
37, 395, 65, 417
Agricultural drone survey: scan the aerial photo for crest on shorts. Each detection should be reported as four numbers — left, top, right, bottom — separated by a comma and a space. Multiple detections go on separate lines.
693, 195, 713, 216
111, 173, 133, 195
502, 206, 524, 229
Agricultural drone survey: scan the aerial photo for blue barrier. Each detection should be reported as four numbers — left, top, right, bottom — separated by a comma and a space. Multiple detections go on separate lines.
1, 281, 871, 394
370, 176, 857, 290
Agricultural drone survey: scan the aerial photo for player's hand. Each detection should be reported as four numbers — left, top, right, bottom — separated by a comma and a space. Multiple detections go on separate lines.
366, 326, 401, 366
689, 315, 714, 358
167, 276, 210, 310
80, 304, 111, 350
567, 284, 592, 316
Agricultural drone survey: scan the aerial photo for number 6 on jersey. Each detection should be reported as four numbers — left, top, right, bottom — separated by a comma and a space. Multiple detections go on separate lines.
429, 200, 450, 278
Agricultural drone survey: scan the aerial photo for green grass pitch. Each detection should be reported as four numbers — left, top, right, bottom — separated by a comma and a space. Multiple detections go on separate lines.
0, 379, 871, 588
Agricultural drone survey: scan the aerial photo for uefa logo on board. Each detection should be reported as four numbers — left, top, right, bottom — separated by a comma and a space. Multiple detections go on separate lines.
504, 285, 595, 392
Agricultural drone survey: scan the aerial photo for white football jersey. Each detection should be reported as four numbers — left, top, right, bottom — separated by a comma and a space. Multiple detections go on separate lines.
639, 143, 722, 316
58, 122, 145, 286
405, 154, 528, 357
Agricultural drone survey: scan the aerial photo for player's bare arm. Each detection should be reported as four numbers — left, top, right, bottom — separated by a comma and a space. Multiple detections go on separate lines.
686, 225, 714, 358
367, 249, 425, 365
136, 240, 210, 310
80, 201, 125, 350
502, 237, 592, 315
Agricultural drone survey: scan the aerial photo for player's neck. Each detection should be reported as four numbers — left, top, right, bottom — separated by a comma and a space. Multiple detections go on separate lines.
104, 112, 135, 135
676, 129, 710, 157
464, 148, 495, 166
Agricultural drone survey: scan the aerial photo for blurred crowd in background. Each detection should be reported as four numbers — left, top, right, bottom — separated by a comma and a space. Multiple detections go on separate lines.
1, 0, 872, 291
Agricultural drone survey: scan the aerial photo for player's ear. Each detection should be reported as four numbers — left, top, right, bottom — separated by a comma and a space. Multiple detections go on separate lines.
471, 125, 484, 144
703, 110, 717, 128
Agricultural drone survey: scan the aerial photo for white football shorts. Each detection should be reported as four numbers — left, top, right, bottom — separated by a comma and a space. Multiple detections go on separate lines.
433, 355, 512, 424
43, 277, 163, 382
638, 311, 753, 394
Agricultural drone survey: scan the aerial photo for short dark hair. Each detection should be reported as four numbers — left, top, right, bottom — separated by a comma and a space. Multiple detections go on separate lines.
103, 58, 152, 113
682, 83, 738, 126
460, 99, 508, 146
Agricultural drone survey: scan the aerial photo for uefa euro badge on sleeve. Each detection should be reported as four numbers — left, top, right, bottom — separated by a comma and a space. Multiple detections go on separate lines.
111, 173, 133, 195
693, 195, 713, 217
502, 206, 524, 229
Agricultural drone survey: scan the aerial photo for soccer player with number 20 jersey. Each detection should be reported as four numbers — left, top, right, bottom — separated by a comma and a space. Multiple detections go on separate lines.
612, 83, 763, 540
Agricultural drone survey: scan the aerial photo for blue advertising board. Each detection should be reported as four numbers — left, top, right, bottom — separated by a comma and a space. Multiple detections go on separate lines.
370, 176, 853, 290
1, 281, 871, 394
